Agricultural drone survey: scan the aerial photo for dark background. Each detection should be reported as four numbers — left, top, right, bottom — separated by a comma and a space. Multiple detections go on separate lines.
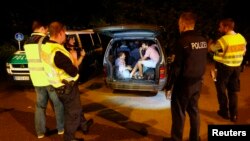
0, 0, 249, 81
1, 0, 250, 44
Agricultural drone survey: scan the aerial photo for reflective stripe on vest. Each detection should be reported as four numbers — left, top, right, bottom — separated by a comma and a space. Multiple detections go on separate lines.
27, 58, 44, 71
42, 42, 79, 88
213, 33, 246, 67
27, 59, 41, 62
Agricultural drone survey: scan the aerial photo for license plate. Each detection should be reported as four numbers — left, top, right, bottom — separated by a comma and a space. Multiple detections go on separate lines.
14, 76, 30, 81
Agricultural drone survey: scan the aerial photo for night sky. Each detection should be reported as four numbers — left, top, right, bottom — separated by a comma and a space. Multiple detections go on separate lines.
1, 0, 250, 44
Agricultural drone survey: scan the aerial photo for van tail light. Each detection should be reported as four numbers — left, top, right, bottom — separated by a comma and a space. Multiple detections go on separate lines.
159, 65, 166, 79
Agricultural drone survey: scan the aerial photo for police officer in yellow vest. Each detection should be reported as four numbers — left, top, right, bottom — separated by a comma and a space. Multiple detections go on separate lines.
41, 21, 93, 141
208, 18, 247, 122
24, 20, 64, 138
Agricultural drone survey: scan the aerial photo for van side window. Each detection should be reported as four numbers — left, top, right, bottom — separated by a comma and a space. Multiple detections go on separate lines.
92, 33, 102, 49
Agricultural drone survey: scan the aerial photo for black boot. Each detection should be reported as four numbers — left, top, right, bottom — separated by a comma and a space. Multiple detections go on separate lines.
217, 110, 229, 120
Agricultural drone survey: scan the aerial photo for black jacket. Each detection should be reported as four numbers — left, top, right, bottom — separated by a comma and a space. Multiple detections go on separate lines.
167, 30, 208, 91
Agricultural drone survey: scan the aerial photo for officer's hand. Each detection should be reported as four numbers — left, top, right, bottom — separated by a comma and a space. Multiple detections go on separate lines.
167, 57, 172, 64
166, 90, 172, 100
208, 39, 215, 52
167, 54, 175, 64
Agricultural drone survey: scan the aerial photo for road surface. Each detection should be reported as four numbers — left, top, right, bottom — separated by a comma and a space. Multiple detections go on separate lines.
0, 62, 249, 141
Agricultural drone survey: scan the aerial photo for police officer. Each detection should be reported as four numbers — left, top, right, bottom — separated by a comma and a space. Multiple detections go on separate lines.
208, 18, 247, 122
24, 20, 64, 138
41, 21, 93, 141
165, 11, 207, 141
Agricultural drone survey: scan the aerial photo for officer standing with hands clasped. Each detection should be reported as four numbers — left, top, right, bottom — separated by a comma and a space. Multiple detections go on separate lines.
165, 11, 207, 141
41, 21, 93, 141
208, 18, 247, 122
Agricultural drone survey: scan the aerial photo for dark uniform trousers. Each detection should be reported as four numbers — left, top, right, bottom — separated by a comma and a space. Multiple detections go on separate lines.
215, 63, 241, 118
57, 83, 87, 141
171, 79, 202, 141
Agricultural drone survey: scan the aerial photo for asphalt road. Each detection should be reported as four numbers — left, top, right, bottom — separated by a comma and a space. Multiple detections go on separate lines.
0, 62, 249, 141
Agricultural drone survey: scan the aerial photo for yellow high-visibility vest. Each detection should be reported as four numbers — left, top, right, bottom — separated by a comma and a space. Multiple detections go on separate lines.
24, 33, 50, 86
213, 33, 246, 67
41, 42, 79, 88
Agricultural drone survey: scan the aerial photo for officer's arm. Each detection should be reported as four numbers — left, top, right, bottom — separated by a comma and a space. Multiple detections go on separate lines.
209, 40, 222, 53
165, 40, 183, 90
54, 51, 78, 77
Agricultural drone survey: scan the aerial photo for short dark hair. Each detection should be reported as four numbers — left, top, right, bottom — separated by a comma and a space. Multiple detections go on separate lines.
179, 11, 197, 26
220, 18, 235, 30
49, 21, 66, 37
142, 41, 149, 46
118, 52, 125, 57
32, 20, 48, 31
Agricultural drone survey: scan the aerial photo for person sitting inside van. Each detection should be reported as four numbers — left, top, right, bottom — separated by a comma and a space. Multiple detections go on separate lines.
117, 40, 130, 53
130, 42, 159, 79
115, 52, 132, 79
128, 41, 141, 68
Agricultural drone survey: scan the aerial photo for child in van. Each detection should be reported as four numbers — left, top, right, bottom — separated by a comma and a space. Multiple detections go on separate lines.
115, 52, 132, 79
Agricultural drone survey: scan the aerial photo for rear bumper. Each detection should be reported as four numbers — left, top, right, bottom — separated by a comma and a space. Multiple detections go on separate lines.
105, 79, 166, 92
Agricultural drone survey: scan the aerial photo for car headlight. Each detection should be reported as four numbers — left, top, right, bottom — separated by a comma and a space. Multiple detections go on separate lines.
6, 63, 11, 74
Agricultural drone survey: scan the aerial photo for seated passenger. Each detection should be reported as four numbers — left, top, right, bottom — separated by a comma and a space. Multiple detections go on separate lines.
130, 42, 159, 79
128, 41, 141, 67
117, 40, 131, 64
115, 52, 132, 79
117, 40, 130, 53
